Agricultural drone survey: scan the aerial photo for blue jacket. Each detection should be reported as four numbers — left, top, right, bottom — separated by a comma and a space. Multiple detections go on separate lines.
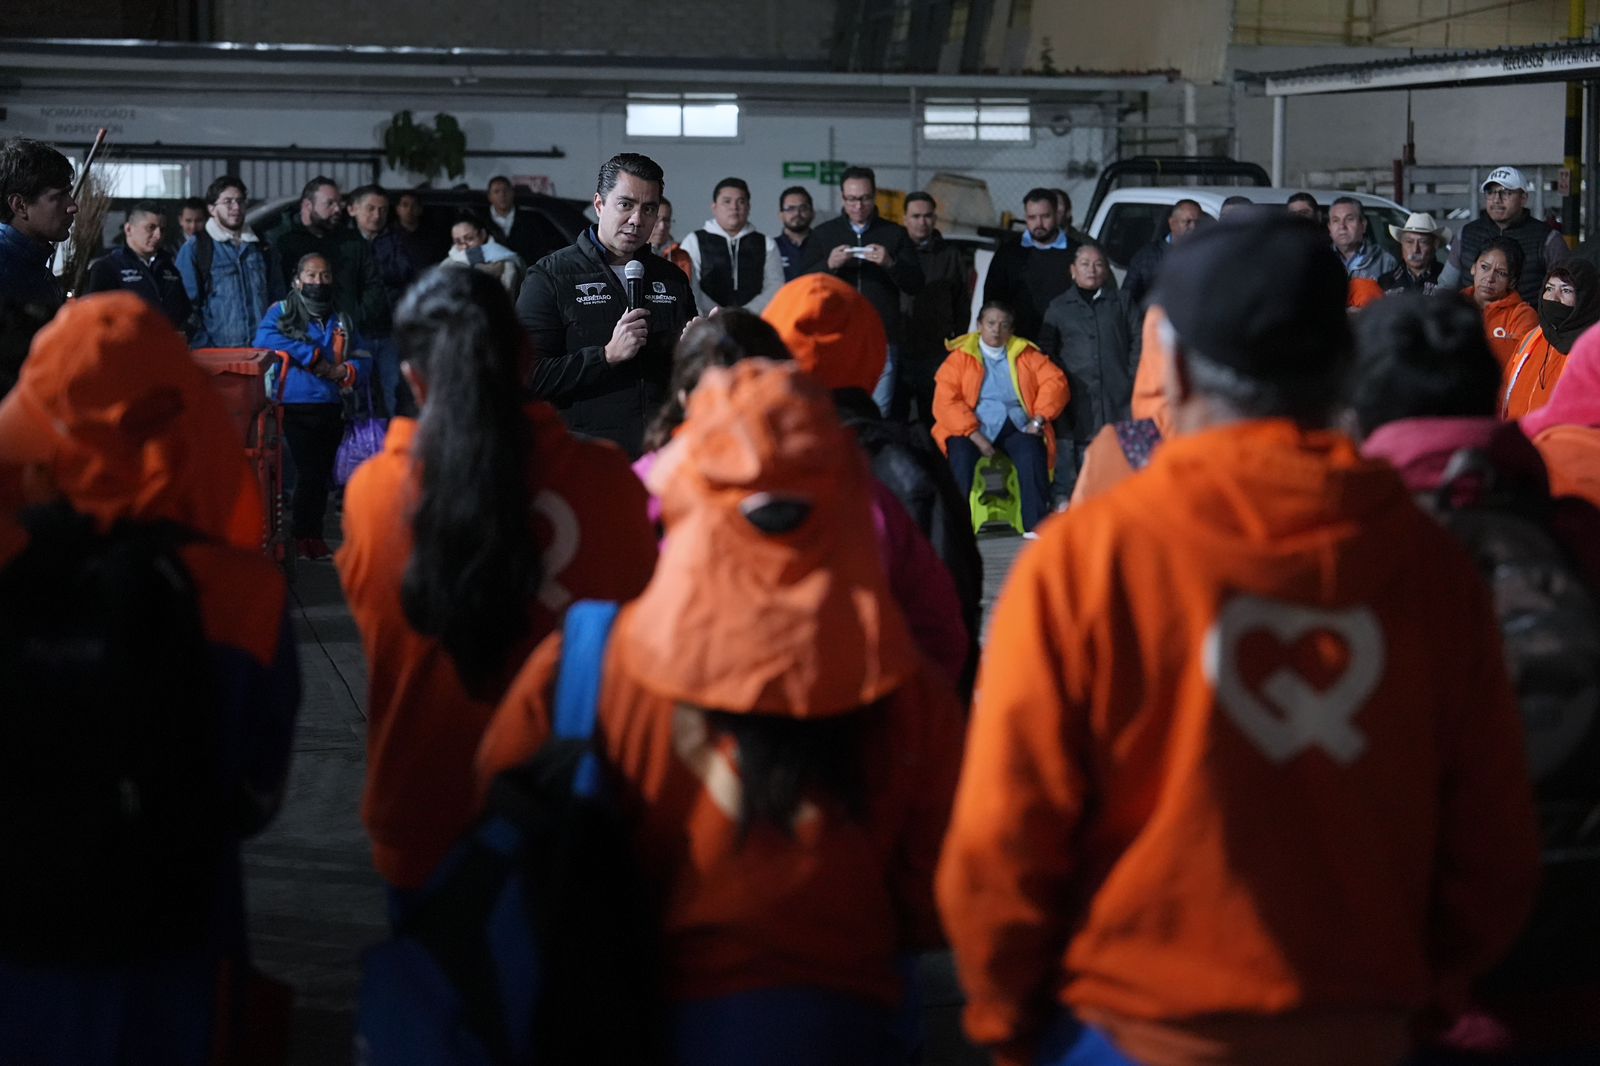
176, 231, 284, 348
253, 301, 370, 406
82, 245, 192, 330
0, 222, 63, 314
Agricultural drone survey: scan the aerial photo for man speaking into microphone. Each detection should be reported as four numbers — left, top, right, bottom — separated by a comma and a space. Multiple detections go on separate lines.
518, 153, 695, 456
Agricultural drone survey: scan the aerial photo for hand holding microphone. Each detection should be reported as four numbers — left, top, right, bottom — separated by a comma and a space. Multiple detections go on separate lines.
607, 261, 651, 366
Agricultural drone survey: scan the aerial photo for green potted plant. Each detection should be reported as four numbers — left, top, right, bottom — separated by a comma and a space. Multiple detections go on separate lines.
381, 111, 466, 183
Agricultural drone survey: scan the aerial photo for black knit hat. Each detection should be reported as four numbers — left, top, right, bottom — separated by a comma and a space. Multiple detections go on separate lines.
1152, 213, 1352, 380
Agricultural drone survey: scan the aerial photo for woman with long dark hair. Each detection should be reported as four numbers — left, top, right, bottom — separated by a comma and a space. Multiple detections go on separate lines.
254, 252, 369, 559
479, 360, 965, 1064
336, 266, 656, 908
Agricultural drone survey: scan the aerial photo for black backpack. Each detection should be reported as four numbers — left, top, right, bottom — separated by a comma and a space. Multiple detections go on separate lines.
1426, 449, 1600, 987
356, 601, 660, 1065
0, 502, 227, 965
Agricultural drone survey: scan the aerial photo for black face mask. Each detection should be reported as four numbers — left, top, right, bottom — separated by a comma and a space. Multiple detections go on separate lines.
300, 283, 333, 310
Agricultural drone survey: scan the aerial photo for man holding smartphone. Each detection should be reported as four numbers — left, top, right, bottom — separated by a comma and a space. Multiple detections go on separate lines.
798, 166, 923, 416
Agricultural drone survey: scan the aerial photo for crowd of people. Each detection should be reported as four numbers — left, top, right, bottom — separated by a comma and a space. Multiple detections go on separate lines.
2, 130, 1600, 1066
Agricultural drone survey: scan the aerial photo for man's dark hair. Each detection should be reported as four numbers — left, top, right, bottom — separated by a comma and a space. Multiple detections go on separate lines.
486, 175, 512, 191
348, 184, 388, 206
712, 177, 750, 201
125, 200, 164, 225
180, 196, 207, 214
300, 175, 338, 204
904, 191, 935, 210
0, 138, 73, 224
205, 174, 246, 205
596, 153, 665, 200
1053, 188, 1073, 214
1023, 187, 1057, 208
977, 299, 1015, 322
840, 166, 876, 190
1174, 198, 1202, 213
396, 189, 421, 204
1351, 294, 1501, 437
1221, 195, 1252, 208
1475, 235, 1526, 284
1287, 191, 1320, 211
659, 195, 673, 210
1331, 195, 1364, 211
779, 185, 813, 206
453, 209, 489, 234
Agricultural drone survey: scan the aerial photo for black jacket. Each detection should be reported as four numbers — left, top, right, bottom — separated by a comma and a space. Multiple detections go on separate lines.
1037, 286, 1141, 442
271, 221, 389, 338
797, 212, 924, 345
832, 387, 982, 698
1122, 237, 1170, 309
903, 232, 969, 362
982, 238, 1075, 345
82, 245, 192, 330
490, 208, 557, 267
516, 229, 695, 457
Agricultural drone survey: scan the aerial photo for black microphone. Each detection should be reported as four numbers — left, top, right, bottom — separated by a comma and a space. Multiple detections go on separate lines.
625, 260, 646, 312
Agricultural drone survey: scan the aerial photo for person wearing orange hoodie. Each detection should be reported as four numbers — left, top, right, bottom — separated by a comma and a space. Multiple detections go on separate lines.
933, 300, 1068, 534
1524, 322, 1600, 514
1502, 258, 1600, 419
0, 293, 299, 1065
477, 360, 965, 1064
336, 266, 656, 907
937, 214, 1541, 1066
1464, 237, 1541, 370
764, 272, 982, 697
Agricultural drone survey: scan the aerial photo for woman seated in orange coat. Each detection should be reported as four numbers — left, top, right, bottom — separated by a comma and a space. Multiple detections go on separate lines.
1464, 237, 1541, 370
932, 301, 1068, 535
1502, 257, 1600, 419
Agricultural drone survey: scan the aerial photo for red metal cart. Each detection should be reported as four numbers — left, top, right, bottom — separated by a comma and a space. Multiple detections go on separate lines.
190, 347, 293, 578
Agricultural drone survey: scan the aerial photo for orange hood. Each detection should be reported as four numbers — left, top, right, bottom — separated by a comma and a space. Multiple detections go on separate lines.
0, 292, 264, 548
1135, 419, 1417, 599
762, 273, 887, 394
1132, 307, 1171, 434
620, 359, 916, 716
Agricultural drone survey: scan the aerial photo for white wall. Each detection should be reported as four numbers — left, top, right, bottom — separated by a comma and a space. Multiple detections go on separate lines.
0, 92, 1114, 229
1230, 45, 1568, 181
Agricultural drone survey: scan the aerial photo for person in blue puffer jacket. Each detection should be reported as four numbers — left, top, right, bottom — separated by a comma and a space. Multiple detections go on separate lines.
254, 252, 369, 560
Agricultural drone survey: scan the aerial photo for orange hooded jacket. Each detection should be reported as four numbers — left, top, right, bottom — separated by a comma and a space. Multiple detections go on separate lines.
477, 362, 964, 1006
938, 419, 1540, 1066
1501, 327, 1568, 420
762, 272, 888, 393
1462, 286, 1540, 370
0, 293, 289, 670
932, 333, 1068, 470
337, 403, 657, 889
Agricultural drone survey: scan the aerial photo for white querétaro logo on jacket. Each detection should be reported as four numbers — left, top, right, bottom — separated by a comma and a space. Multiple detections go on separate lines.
1202, 594, 1385, 766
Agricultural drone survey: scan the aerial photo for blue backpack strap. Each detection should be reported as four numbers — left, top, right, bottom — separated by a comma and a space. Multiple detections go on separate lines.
553, 600, 620, 798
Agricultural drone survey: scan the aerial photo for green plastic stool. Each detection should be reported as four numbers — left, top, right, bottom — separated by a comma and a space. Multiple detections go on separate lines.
969, 453, 1025, 535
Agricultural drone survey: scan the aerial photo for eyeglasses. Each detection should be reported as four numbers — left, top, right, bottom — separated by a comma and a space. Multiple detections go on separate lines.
1484, 188, 1524, 200
841, 195, 874, 205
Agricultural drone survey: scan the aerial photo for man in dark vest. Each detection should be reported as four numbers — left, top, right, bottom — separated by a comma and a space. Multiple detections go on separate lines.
679, 177, 785, 316
1442, 167, 1568, 305
983, 187, 1079, 344
898, 191, 968, 429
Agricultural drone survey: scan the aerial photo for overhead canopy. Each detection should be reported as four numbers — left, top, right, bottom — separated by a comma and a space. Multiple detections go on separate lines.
1251, 39, 1600, 97
0, 37, 1175, 104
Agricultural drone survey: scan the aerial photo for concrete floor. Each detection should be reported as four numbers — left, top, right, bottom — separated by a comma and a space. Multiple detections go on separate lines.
242, 528, 1028, 1065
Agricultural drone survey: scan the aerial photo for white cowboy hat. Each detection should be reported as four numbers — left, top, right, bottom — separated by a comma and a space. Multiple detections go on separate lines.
1387, 211, 1451, 246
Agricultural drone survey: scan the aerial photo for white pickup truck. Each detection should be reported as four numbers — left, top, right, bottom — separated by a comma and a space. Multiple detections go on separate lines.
960, 183, 1409, 330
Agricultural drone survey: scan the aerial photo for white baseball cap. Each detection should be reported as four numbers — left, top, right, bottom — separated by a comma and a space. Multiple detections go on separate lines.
1481, 166, 1533, 193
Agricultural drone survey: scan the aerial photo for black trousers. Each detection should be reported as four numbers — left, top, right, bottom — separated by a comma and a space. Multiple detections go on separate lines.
282, 403, 344, 538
